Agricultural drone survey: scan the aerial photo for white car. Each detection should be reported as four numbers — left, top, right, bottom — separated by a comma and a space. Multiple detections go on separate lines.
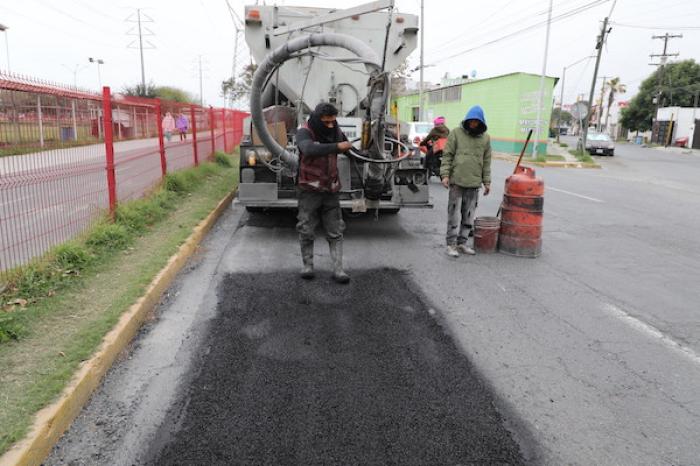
406, 121, 433, 147
581, 131, 615, 156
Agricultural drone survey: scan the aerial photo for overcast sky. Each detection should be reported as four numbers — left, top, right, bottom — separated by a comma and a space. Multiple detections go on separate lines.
0, 0, 698, 108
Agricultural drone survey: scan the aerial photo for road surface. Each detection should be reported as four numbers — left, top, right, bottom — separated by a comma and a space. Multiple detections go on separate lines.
48, 141, 700, 465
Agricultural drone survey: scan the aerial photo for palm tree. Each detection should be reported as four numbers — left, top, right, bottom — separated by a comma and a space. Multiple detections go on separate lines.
603, 77, 627, 135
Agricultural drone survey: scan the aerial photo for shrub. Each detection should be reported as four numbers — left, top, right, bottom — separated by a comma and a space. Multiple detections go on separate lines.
214, 151, 232, 167
85, 223, 132, 251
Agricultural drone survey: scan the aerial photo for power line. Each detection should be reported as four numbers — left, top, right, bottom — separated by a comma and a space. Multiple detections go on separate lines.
611, 21, 700, 30
427, 0, 610, 65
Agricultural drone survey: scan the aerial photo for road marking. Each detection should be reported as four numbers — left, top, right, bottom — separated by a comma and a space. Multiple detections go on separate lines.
547, 186, 604, 203
602, 303, 700, 367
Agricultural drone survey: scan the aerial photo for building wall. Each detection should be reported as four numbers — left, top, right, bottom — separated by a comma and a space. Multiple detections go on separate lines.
393, 72, 557, 155
657, 106, 700, 145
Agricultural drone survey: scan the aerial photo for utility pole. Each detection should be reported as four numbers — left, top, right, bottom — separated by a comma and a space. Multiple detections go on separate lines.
582, 16, 611, 152
532, 0, 553, 157
0, 24, 9, 71
198, 55, 204, 106
418, 0, 424, 121
225, 0, 244, 108
89, 57, 104, 89
596, 75, 609, 132
649, 33, 682, 124
126, 9, 155, 93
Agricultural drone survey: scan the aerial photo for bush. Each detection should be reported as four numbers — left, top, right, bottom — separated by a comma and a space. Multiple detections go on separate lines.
569, 149, 594, 163
214, 151, 232, 167
559, 142, 568, 148
165, 170, 200, 193
53, 243, 92, 271
86, 223, 132, 251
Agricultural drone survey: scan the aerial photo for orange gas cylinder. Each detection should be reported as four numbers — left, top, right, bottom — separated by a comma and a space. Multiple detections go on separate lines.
499, 166, 544, 257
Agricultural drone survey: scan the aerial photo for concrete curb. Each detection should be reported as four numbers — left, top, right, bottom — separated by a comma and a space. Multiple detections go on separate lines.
492, 153, 601, 169
0, 188, 238, 466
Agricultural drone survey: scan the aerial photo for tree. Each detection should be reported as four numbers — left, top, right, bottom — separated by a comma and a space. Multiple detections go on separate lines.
122, 82, 195, 103
123, 81, 157, 98
620, 59, 700, 132
603, 77, 626, 132
550, 107, 573, 128
222, 63, 257, 107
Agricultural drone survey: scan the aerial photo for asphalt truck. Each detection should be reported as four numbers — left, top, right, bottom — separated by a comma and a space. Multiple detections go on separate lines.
237, 0, 430, 213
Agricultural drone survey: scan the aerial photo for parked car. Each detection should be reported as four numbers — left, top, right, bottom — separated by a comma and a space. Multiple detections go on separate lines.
406, 121, 433, 147
579, 131, 615, 156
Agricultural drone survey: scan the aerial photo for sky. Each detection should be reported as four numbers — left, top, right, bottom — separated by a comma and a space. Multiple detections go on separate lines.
0, 0, 698, 108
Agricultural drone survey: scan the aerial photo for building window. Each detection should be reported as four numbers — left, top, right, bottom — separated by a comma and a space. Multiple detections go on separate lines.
444, 86, 461, 102
411, 106, 420, 121
428, 90, 442, 105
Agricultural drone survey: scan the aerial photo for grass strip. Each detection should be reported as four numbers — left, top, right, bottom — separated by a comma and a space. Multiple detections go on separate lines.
0, 151, 238, 454
569, 148, 594, 163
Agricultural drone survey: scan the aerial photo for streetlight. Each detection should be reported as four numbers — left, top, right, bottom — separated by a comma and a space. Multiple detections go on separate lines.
0, 23, 10, 71
62, 63, 89, 87
88, 57, 104, 88
556, 56, 595, 143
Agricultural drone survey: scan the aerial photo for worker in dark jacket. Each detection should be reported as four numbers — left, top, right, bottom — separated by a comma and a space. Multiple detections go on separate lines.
296, 103, 353, 283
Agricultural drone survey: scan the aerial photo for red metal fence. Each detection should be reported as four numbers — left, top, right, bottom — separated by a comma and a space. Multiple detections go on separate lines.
0, 71, 247, 278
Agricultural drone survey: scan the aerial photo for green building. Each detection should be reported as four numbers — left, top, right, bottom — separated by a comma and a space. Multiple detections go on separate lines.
393, 72, 558, 155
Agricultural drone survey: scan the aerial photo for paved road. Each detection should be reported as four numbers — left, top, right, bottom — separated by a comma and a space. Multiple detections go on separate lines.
0, 131, 225, 271
48, 142, 700, 465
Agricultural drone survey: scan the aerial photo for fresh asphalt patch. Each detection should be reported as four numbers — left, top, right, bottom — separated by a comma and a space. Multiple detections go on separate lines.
147, 269, 525, 465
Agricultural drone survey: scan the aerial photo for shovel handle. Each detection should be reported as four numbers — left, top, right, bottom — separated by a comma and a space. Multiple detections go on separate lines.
513, 129, 534, 174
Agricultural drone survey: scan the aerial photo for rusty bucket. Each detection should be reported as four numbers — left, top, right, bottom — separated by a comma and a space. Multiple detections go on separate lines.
474, 216, 501, 253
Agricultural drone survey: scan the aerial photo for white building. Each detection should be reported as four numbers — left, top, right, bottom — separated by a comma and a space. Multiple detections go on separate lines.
655, 107, 700, 148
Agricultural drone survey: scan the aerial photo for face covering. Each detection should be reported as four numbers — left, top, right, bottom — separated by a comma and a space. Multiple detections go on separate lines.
308, 113, 339, 143
462, 120, 485, 136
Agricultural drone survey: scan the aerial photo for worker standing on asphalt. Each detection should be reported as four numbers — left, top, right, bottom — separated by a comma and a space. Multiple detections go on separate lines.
295, 103, 353, 283
440, 105, 492, 258
420, 116, 450, 178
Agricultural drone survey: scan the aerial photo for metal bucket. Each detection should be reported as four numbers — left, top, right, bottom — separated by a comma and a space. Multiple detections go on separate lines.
474, 216, 501, 253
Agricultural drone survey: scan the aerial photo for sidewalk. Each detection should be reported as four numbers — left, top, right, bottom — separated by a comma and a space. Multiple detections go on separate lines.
649, 144, 700, 156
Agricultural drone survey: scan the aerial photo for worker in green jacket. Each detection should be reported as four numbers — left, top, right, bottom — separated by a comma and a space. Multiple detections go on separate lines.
440, 105, 492, 258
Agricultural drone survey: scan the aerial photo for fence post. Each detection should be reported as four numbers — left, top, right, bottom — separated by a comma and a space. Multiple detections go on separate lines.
221, 109, 228, 154
209, 106, 215, 156
190, 105, 199, 166
71, 100, 78, 141
37, 95, 45, 147
102, 86, 117, 218
155, 99, 167, 177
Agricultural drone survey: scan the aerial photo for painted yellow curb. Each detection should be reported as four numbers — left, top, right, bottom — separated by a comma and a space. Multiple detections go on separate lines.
0, 188, 237, 466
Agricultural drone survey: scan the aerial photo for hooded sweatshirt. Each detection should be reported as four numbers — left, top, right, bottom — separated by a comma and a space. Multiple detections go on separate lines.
440, 105, 492, 188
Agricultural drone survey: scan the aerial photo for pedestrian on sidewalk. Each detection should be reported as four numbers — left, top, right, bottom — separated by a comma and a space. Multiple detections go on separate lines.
440, 105, 492, 258
162, 112, 175, 142
295, 102, 353, 283
176, 113, 189, 141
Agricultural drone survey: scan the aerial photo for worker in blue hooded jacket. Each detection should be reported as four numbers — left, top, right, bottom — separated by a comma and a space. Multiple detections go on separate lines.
440, 105, 492, 258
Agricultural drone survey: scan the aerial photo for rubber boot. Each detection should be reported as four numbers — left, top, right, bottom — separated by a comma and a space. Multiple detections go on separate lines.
300, 240, 315, 280
328, 240, 350, 284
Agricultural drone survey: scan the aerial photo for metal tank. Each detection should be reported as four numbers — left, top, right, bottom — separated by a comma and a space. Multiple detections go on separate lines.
237, 0, 430, 213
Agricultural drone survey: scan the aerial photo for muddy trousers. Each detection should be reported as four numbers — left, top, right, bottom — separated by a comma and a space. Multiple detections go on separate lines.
446, 185, 479, 246
296, 190, 345, 243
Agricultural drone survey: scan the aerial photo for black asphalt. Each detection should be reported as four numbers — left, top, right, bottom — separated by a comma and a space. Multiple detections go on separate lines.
147, 269, 525, 465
